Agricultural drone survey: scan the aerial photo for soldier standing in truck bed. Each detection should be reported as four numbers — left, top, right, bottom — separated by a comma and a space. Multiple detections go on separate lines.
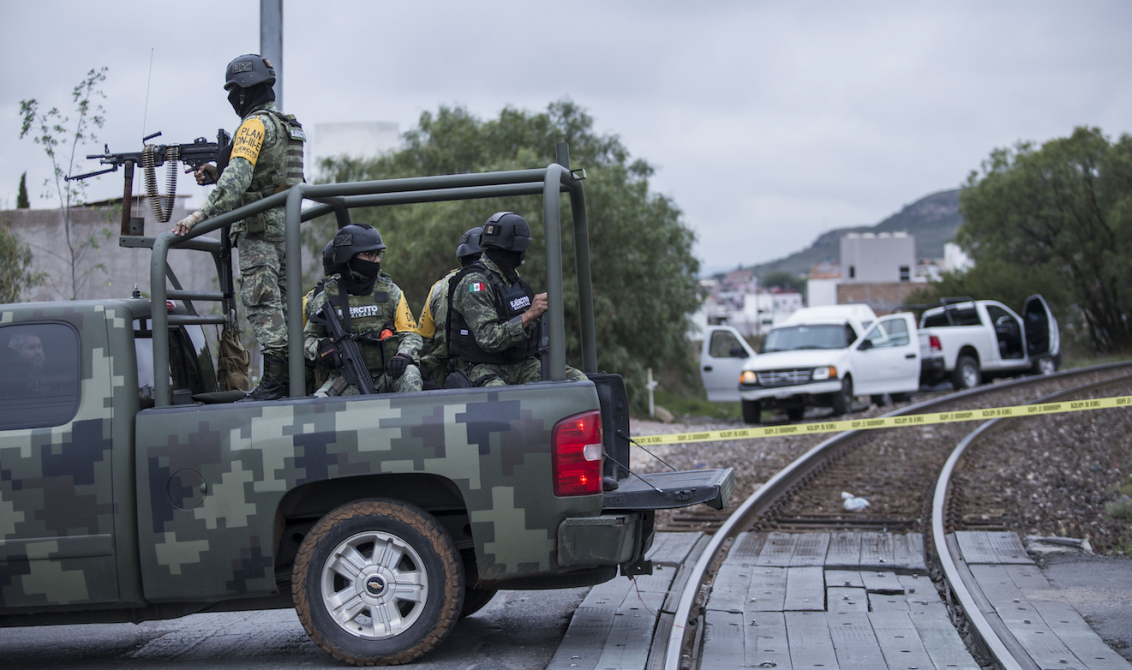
172, 53, 306, 401
448, 212, 587, 387
303, 224, 423, 395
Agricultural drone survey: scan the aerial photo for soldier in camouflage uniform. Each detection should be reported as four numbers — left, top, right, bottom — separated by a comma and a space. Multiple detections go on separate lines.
303, 224, 423, 395
415, 226, 483, 389
449, 212, 587, 387
172, 53, 305, 401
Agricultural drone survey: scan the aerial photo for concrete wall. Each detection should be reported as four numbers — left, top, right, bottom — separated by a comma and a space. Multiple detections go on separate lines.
3, 198, 222, 303
836, 282, 923, 316
806, 278, 839, 307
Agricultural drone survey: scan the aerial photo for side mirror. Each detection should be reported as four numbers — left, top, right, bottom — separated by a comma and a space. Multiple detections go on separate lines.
729, 346, 749, 359
857, 339, 873, 351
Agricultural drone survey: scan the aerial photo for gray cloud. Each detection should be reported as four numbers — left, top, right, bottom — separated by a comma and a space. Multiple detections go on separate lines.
2, 1, 1130, 274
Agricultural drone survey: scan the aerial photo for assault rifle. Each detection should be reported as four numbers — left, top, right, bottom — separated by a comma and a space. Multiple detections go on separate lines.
308, 289, 377, 396
66, 129, 232, 233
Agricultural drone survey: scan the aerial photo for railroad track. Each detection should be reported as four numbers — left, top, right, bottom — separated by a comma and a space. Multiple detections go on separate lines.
657, 362, 1132, 670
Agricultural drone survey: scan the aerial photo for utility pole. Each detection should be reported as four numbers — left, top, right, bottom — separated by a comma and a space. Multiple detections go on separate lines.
260, 0, 283, 109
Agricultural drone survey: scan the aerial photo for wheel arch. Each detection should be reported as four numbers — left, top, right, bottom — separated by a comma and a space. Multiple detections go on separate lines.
956, 345, 980, 367
273, 474, 471, 580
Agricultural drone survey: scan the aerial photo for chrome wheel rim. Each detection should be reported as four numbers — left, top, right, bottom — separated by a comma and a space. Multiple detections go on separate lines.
320, 530, 429, 640
1039, 357, 1055, 375
961, 365, 978, 388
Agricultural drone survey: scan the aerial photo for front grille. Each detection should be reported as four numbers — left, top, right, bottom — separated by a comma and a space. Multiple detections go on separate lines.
758, 369, 812, 387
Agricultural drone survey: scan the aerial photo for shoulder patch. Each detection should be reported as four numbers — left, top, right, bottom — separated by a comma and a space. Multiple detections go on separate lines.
232, 117, 266, 167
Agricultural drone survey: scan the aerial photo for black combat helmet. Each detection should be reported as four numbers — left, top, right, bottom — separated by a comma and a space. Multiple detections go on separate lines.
331, 224, 386, 265
480, 212, 531, 252
321, 239, 336, 275
456, 226, 484, 260
224, 54, 276, 90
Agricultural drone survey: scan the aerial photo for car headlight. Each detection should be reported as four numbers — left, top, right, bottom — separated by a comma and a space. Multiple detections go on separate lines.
740, 371, 758, 385
811, 366, 837, 381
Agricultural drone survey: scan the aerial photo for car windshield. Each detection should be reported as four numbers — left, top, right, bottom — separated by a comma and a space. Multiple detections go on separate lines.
760, 325, 850, 352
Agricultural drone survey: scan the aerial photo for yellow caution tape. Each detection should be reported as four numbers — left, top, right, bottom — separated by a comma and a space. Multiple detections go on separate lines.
630, 395, 1132, 446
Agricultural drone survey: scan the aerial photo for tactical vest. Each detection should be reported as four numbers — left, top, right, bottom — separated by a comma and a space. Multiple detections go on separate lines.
447, 262, 540, 365
318, 277, 399, 372
242, 108, 306, 206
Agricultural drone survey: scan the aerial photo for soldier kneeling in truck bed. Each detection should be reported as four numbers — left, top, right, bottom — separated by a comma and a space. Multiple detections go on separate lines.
448, 211, 586, 387
303, 224, 423, 395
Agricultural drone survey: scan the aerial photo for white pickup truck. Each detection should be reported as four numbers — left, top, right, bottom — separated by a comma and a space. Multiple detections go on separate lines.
915, 295, 1060, 389
701, 305, 936, 423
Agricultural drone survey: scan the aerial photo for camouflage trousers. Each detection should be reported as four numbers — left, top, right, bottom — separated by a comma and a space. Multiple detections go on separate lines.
468, 358, 587, 387
313, 365, 423, 396
236, 232, 287, 359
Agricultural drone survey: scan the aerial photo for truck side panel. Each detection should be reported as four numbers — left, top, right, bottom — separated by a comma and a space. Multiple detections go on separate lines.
135, 382, 602, 603
0, 303, 138, 610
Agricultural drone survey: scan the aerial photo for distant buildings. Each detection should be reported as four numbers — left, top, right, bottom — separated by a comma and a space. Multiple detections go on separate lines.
695, 268, 803, 338
695, 231, 975, 340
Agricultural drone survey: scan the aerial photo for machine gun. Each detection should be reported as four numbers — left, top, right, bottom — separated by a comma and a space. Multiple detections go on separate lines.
307, 287, 378, 396
67, 129, 232, 234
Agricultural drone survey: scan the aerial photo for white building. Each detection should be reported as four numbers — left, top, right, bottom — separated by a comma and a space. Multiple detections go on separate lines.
840, 232, 915, 283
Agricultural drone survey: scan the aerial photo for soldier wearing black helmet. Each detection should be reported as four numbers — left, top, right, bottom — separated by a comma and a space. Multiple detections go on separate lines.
448, 212, 587, 387
172, 53, 306, 401
302, 224, 423, 395
414, 226, 483, 388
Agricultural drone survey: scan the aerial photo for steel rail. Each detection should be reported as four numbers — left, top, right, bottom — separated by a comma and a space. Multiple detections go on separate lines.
662, 361, 1132, 670
932, 372, 1132, 670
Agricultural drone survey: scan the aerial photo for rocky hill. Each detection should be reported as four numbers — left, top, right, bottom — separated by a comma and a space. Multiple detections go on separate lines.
745, 188, 962, 279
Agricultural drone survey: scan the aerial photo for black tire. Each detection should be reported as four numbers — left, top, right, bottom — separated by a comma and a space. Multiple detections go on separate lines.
293, 498, 464, 666
891, 392, 913, 403
870, 394, 890, 407
741, 400, 762, 424
831, 377, 853, 416
786, 406, 805, 422
952, 355, 981, 390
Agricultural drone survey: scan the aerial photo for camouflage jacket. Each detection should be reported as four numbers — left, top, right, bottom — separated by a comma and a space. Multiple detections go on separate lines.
302, 272, 423, 372
416, 269, 457, 364
201, 101, 305, 239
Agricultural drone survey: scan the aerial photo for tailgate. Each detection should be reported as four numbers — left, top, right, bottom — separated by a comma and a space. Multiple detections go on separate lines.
602, 468, 735, 511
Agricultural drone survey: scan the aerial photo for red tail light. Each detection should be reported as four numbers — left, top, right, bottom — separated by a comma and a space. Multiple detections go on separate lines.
929, 335, 942, 352
552, 410, 604, 496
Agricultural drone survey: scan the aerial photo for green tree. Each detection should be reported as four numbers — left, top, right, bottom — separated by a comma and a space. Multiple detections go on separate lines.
312, 101, 701, 413
0, 215, 45, 302
16, 172, 29, 209
759, 270, 804, 293
19, 67, 110, 299
955, 126, 1132, 353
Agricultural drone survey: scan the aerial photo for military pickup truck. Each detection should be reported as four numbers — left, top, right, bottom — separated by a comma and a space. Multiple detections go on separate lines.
0, 146, 733, 666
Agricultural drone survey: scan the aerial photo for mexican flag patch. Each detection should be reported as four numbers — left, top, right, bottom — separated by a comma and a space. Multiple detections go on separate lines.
469, 282, 486, 293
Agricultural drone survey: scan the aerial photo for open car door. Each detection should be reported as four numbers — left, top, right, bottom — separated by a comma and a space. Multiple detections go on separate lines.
700, 326, 756, 402
1023, 294, 1060, 372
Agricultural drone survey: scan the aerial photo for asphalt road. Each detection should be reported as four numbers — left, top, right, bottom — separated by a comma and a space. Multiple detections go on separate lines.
0, 586, 591, 669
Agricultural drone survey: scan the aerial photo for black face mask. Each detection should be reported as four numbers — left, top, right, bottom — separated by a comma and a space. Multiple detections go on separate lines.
343, 257, 380, 295
227, 83, 275, 117
485, 249, 525, 277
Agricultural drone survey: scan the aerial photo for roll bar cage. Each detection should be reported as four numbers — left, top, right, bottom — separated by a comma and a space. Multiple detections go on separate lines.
145, 144, 595, 406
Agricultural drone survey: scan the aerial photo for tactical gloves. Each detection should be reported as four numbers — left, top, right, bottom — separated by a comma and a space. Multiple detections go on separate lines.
317, 338, 341, 368
172, 210, 207, 236
386, 353, 413, 379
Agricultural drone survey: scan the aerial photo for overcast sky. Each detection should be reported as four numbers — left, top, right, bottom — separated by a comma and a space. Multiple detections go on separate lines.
2, 1, 1130, 274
